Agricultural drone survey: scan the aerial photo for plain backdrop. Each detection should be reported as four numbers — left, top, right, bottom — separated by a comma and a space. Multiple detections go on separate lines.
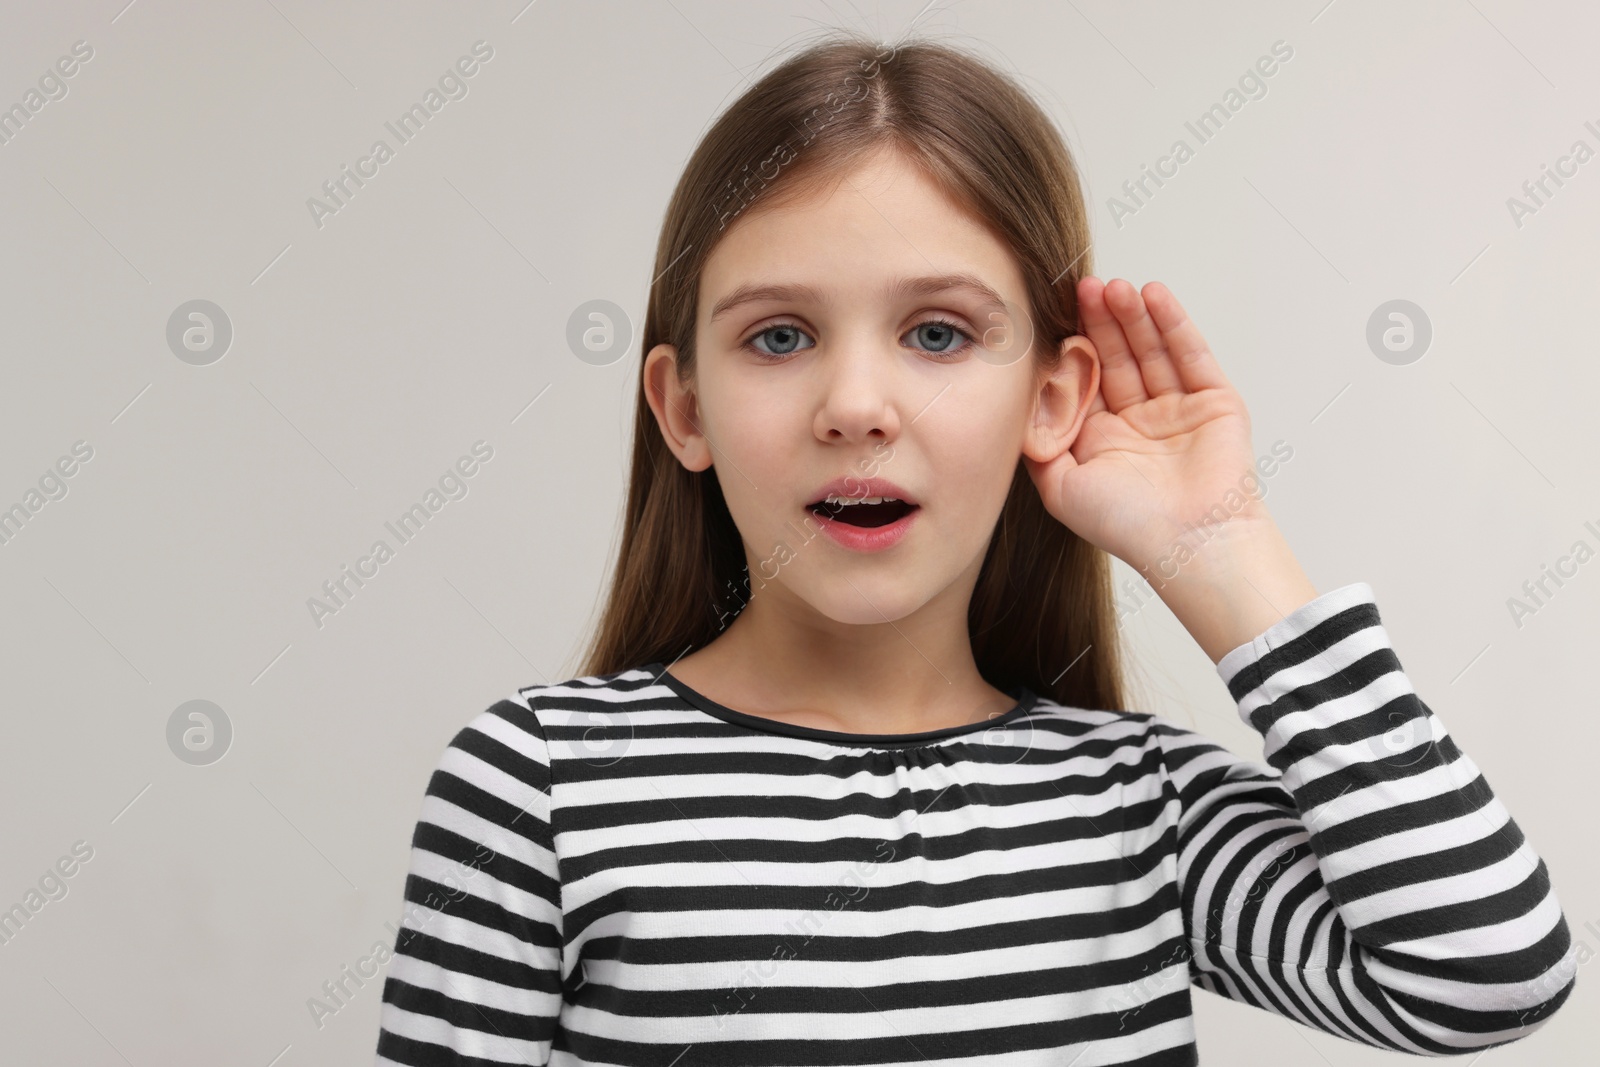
0, 1, 1595, 1063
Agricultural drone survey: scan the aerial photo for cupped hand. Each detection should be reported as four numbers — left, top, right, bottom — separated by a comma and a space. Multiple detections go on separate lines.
1023, 277, 1268, 576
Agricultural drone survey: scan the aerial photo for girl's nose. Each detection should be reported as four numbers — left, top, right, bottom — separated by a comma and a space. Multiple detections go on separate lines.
812, 338, 903, 445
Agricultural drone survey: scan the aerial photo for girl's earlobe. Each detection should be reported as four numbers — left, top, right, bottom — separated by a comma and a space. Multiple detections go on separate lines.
643, 343, 714, 472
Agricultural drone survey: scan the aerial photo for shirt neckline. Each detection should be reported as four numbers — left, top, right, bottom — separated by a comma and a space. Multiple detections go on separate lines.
642, 662, 1039, 748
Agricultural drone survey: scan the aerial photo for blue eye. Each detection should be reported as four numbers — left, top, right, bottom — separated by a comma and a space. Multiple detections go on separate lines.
740, 318, 977, 361
906, 318, 975, 358
744, 323, 816, 358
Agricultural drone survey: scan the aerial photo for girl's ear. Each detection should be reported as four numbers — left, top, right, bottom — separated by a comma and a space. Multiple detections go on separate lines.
643, 343, 714, 472
1022, 335, 1099, 464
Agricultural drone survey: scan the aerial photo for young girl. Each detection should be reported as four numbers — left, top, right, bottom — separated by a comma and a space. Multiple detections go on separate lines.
373, 33, 1576, 1065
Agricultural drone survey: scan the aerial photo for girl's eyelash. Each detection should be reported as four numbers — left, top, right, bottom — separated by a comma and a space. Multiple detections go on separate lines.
741, 317, 977, 360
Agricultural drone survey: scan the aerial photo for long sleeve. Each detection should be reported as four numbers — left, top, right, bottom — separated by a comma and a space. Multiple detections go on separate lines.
1155, 581, 1577, 1055
375, 695, 564, 1066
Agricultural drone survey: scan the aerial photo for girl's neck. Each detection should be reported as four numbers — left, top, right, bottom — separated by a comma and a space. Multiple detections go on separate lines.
666, 606, 1016, 736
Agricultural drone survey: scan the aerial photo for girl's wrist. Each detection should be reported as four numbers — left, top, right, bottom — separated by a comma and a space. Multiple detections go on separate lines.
1130, 511, 1319, 664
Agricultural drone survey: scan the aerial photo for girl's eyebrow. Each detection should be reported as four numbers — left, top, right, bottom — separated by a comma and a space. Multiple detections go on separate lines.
707, 272, 1009, 323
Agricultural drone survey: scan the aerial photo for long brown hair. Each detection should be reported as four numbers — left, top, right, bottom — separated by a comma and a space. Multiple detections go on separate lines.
576, 29, 1127, 714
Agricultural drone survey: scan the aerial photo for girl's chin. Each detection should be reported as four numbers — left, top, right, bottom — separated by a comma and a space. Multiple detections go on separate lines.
796, 572, 945, 629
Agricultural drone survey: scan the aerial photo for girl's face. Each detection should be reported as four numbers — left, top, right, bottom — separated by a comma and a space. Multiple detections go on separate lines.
646, 147, 1095, 631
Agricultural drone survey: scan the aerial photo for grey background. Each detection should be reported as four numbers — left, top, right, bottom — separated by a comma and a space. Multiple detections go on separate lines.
1, 0, 1595, 1063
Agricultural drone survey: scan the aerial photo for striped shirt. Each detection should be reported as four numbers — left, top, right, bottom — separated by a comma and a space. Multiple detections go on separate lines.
373, 582, 1577, 1065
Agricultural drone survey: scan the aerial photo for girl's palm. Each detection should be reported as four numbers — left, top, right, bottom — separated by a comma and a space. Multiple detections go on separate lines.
1024, 278, 1261, 572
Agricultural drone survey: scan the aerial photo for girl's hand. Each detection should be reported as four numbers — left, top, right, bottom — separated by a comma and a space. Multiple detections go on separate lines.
1023, 277, 1266, 580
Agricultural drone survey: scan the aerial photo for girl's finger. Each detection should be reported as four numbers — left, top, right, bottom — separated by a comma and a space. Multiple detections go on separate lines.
1141, 282, 1233, 393
1076, 276, 1148, 412
1104, 279, 1183, 397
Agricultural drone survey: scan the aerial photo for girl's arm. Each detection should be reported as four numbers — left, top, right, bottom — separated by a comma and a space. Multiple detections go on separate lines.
374, 697, 564, 1066
1025, 277, 1577, 1050
1147, 580, 1577, 1053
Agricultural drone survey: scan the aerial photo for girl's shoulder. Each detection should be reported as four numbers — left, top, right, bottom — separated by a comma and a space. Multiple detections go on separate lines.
512, 662, 667, 713
434, 662, 675, 761
1024, 693, 1166, 733
1018, 696, 1192, 755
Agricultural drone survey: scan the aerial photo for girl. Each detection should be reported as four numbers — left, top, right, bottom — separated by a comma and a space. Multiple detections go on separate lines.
374, 32, 1576, 1065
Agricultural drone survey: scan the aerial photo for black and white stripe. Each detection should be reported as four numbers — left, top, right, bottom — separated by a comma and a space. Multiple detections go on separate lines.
374, 582, 1577, 1065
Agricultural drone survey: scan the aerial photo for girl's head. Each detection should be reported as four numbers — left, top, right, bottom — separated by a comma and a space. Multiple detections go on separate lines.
582, 31, 1127, 714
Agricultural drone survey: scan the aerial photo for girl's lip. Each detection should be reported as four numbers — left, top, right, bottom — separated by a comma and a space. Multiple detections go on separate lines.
805, 476, 919, 508
803, 503, 919, 552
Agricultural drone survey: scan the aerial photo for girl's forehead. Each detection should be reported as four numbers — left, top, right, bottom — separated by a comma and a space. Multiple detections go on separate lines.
700, 163, 1029, 317
720, 151, 976, 237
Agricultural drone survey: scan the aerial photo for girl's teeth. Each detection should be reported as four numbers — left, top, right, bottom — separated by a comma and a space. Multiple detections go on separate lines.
824, 495, 899, 506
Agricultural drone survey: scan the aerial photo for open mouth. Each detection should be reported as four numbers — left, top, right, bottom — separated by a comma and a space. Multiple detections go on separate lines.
807, 496, 920, 528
